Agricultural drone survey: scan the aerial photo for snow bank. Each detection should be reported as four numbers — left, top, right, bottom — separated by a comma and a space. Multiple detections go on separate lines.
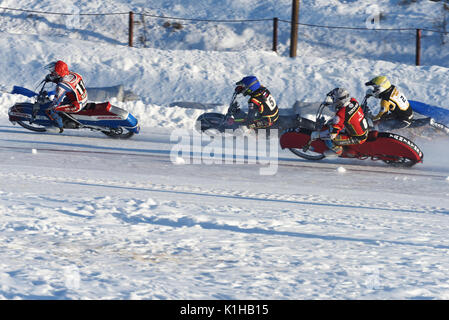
2, 32, 449, 132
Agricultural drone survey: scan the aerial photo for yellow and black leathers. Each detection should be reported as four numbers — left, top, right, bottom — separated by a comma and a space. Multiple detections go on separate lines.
373, 85, 413, 124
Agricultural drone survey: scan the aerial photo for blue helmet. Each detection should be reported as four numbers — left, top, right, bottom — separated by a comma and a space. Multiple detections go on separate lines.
235, 76, 261, 96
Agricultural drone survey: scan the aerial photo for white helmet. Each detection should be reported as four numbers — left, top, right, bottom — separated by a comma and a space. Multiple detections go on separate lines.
325, 88, 350, 112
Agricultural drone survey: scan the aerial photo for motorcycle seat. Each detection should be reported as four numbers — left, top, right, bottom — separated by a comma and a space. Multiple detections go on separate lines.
78, 102, 112, 114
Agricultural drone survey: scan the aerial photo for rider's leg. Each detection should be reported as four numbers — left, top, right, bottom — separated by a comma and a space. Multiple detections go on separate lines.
327, 133, 368, 157
45, 108, 64, 133
323, 139, 343, 157
49, 100, 82, 133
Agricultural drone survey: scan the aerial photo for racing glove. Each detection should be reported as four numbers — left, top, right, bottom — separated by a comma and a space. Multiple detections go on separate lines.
45, 74, 59, 83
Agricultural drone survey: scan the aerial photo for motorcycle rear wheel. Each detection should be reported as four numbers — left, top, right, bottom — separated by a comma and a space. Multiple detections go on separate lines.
101, 127, 135, 139
382, 157, 417, 167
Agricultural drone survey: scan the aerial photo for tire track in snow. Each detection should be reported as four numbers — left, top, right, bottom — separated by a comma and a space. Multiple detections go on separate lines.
1, 190, 448, 252
60, 180, 449, 216
0, 144, 447, 179
1, 171, 448, 217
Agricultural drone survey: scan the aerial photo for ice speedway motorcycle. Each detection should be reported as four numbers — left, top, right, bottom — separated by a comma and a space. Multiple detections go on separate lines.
195, 92, 317, 133
196, 95, 424, 167
279, 101, 424, 167
8, 81, 140, 139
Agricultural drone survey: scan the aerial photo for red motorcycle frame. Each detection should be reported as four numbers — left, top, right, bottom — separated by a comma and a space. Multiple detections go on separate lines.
280, 102, 423, 167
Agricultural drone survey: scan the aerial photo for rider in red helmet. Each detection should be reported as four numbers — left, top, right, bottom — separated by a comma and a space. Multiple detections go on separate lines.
44, 60, 88, 133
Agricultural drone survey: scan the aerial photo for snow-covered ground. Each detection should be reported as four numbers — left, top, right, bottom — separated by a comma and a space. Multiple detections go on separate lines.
1, 0, 449, 300
1, 121, 449, 300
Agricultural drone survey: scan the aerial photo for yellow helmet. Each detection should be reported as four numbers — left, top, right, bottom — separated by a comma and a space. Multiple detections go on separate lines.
365, 76, 391, 98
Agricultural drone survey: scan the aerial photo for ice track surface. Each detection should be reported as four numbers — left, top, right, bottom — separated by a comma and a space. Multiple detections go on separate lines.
1, 120, 449, 299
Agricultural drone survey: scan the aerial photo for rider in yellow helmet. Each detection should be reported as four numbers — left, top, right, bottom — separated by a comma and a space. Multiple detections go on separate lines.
365, 76, 413, 129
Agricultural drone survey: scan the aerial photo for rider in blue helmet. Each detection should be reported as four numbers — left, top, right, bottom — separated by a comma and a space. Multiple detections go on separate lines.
232, 76, 279, 129
235, 76, 260, 96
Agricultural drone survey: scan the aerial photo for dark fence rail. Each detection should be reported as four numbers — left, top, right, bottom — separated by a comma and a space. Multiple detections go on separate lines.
0, 6, 448, 66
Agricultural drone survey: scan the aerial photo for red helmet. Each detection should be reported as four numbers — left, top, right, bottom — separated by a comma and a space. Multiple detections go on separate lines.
46, 60, 69, 78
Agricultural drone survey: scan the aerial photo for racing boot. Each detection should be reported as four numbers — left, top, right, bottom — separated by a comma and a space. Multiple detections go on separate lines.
323, 140, 342, 157
45, 109, 64, 133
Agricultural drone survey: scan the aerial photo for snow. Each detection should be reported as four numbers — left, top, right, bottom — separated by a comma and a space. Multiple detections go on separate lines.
1, 0, 449, 300
337, 166, 346, 173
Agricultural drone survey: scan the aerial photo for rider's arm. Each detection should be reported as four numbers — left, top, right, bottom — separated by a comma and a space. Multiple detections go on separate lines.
51, 83, 71, 108
328, 108, 346, 139
373, 99, 392, 121
314, 113, 344, 140
247, 98, 262, 123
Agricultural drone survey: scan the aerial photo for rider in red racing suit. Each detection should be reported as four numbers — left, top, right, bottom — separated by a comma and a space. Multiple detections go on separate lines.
44, 60, 88, 133
311, 88, 369, 156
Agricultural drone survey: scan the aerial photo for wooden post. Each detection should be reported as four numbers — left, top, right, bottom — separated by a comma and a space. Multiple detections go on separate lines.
290, 0, 300, 58
416, 29, 421, 66
128, 11, 134, 47
272, 17, 278, 52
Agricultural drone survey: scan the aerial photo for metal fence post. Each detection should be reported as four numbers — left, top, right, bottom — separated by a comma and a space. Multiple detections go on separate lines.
416, 29, 421, 66
129, 11, 134, 47
290, 0, 300, 57
273, 17, 278, 52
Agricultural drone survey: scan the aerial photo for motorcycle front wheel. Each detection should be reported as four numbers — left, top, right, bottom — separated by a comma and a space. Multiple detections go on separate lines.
17, 121, 47, 132
288, 147, 325, 161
